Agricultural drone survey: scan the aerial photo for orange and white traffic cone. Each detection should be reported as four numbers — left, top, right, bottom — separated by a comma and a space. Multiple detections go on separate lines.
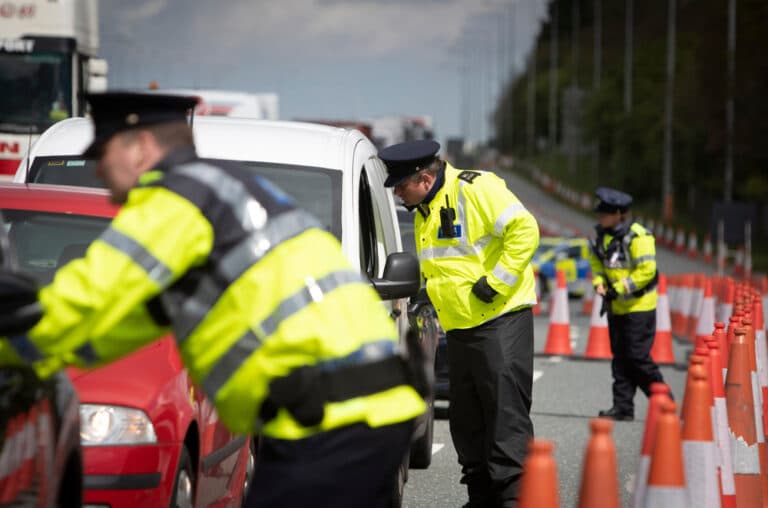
718, 277, 735, 325
644, 400, 690, 507
651, 273, 676, 364
714, 322, 729, 380
687, 231, 699, 259
543, 269, 572, 356
689, 273, 706, 342
704, 234, 714, 264
677, 273, 695, 338
695, 276, 717, 348
705, 337, 737, 508
632, 382, 672, 508
682, 354, 708, 421
578, 418, 619, 508
733, 246, 745, 279
681, 363, 722, 508
740, 316, 768, 506
675, 228, 686, 254
725, 327, 764, 507
518, 440, 561, 508
583, 293, 612, 360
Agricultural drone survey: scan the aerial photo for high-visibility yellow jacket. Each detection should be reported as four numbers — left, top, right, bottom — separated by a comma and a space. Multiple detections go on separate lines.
414, 164, 539, 331
589, 221, 658, 315
1, 152, 425, 439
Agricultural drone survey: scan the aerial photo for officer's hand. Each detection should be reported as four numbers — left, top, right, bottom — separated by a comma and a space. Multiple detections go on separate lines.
471, 276, 498, 304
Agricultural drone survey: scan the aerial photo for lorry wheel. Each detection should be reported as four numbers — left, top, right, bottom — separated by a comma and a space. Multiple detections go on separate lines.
170, 446, 194, 508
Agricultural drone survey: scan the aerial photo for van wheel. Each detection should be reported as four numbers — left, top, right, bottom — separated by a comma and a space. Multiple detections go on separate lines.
390, 454, 408, 508
170, 446, 194, 508
409, 394, 434, 469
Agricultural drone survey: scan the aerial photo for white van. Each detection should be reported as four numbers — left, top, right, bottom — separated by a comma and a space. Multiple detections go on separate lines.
14, 115, 438, 502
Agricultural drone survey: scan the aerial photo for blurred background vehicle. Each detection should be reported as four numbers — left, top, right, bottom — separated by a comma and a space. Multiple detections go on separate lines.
0, 182, 252, 508
532, 236, 591, 298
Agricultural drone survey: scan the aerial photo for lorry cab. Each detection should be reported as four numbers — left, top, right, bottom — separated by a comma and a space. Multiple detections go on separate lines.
0, 0, 107, 178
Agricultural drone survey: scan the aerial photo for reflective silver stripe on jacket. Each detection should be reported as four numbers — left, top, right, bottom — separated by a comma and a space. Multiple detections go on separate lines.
419, 244, 482, 261
100, 228, 174, 287
7, 334, 43, 362
201, 269, 365, 396
493, 203, 526, 237
159, 163, 320, 343
633, 254, 656, 265
492, 265, 519, 288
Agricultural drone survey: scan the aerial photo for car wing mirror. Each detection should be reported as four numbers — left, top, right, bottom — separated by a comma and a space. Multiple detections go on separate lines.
370, 252, 420, 300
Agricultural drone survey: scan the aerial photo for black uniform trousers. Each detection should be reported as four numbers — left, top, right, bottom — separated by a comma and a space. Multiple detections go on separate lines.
447, 308, 534, 508
607, 309, 665, 416
244, 419, 414, 508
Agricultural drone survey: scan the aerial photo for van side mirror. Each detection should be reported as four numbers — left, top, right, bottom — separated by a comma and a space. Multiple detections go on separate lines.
371, 252, 420, 300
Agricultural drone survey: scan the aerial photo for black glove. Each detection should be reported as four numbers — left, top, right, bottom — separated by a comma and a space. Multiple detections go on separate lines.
604, 285, 619, 302
471, 276, 498, 304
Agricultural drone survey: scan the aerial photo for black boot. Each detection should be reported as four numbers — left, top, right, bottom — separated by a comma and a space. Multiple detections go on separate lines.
597, 407, 634, 421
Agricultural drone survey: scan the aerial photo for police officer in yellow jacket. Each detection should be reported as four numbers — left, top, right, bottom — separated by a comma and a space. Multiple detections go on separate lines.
380, 140, 539, 508
589, 187, 666, 421
0, 92, 426, 507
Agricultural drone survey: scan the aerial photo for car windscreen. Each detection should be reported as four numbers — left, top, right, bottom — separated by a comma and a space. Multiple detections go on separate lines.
207, 159, 342, 240
1, 210, 109, 285
26, 155, 342, 240
28, 156, 103, 187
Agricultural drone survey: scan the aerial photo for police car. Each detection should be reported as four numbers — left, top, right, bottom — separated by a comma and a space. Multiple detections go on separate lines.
532, 236, 591, 297
14, 115, 438, 504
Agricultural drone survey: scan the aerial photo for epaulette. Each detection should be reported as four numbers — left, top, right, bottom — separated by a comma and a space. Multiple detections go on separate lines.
458, 171, 481, 183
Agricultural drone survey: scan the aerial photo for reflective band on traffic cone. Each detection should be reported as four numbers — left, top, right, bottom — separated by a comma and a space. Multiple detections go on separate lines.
675, 228, 686, 254
682, 363, 722, 508
704, 234, 714, 264
543, 269, 572, 356
751, 295, 768, 441
652, 273, 676, 364
632, 383, 672, 508
644, 400, 690, 507
705, 337, 737, 508
518, 440, 561, 508
578, 419, 619, 508
725, 328, 763, 507
583, 293, 612, 360
687, 231, 699, 259
695, 277, 717, 347
678, 274, 695, 338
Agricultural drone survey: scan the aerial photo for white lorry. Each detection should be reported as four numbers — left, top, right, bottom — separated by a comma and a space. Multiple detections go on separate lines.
0, 0, 107, 179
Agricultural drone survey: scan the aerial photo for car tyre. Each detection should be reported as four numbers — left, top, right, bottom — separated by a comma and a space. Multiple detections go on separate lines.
170, 446, 195, 508
409, 393, 434, 469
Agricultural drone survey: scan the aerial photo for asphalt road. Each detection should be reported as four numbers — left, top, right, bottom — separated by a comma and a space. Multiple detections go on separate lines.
403, 169, 702, 507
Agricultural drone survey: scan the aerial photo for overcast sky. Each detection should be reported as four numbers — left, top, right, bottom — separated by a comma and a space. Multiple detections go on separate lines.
101, 0, 549, 144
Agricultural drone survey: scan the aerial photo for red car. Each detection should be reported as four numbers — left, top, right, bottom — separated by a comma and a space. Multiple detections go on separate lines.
0, 182, 253, 507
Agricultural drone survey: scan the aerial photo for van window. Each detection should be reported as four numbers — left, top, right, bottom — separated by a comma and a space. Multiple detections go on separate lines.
358, 169, 378, 280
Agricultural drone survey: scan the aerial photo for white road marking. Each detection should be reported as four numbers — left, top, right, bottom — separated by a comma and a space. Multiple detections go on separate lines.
533, 370, 543, 383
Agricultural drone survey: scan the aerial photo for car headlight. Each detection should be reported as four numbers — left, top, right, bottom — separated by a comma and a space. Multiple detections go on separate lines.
79, 405, 157, 445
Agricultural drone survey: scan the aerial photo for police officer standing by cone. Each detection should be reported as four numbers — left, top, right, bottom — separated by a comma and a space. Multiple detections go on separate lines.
589, 187, 667, 422
0, 92, 428, 507
380, 140, 539, 508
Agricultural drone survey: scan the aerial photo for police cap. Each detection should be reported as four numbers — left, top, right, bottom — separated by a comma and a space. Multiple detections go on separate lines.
594, 187, 633, 214
379, 139, 440, 187
83, 91, 198, 158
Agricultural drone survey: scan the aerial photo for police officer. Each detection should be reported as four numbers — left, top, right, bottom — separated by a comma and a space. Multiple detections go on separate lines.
380, 140, 539, 508
0, 92, 426, 507
589, 187, 666, 421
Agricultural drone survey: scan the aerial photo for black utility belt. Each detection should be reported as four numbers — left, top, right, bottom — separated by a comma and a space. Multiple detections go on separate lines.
259, 349, 430, 428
